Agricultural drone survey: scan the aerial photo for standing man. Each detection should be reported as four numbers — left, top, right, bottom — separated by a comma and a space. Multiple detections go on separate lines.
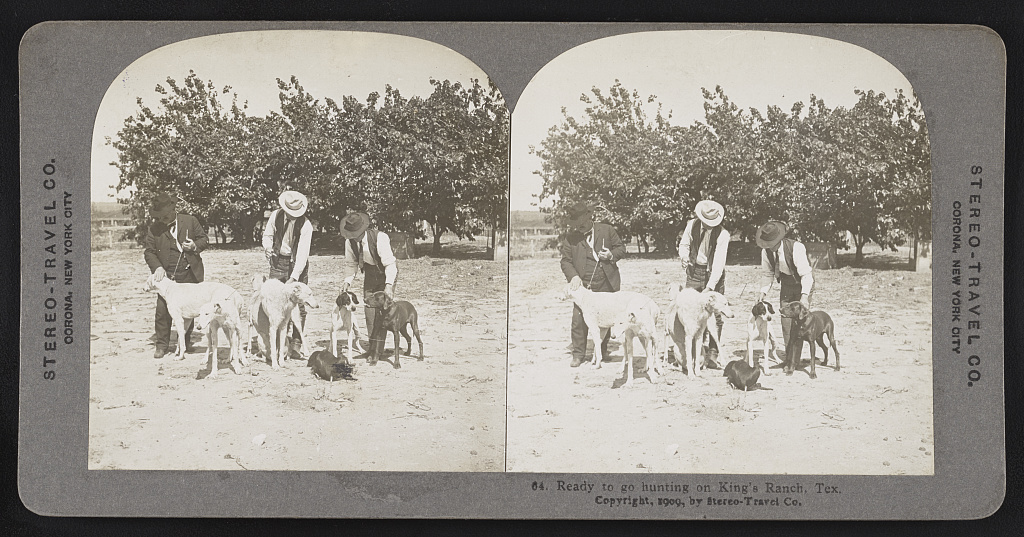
756, 221, 814, 375
339, 212, 398, 359
677, 199, 730, 367
144, 192, 208, 359
559, 203, 627, 368
262, 188, 314, 356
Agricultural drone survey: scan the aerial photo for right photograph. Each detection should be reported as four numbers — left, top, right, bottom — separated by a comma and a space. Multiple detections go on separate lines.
507, 30, 933, 474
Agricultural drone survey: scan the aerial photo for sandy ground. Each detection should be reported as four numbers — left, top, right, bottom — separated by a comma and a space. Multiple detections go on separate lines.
507, 246, 933, 475
89, 244, 507, 471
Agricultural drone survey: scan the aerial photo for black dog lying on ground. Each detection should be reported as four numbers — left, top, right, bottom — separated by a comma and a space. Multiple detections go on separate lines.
307, 349, 356, 381
778, 301, 841, 379
723, 360, 772, 391
364, 291, 424, 369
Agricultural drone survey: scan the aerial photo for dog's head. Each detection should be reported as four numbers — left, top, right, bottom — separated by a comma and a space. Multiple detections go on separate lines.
752, 300, 775, 321
702, 290, 735, 318
194, 301, 225, 331
667, 282, 685, 301
365, 291, 394, 310
779, 301, 809, 322
251, 273, 267, 292
336, 291, 360, 312
287, 282, 319, 309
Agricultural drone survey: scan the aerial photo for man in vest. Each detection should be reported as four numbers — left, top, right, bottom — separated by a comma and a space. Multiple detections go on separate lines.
339, 212, 398, 359
144, 192, 208, 359
559, 203, 627, 368
677, 199, 730, 366
756, 221, 814, 375
262, 189, 314, 355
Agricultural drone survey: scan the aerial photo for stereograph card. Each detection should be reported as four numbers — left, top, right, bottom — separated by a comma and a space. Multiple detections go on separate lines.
18, 21, 1005, 519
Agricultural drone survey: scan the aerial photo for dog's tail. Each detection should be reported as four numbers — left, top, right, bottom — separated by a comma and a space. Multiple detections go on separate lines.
753, 383, 774, 391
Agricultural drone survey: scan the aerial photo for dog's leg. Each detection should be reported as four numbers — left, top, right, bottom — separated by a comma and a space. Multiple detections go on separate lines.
205, 327, 216, 377
694, 326, 708, 376
828, 328, 840, 371
392, 328, 402, 369
591, 327, 607, 369
622, 331, 634, 387
642, 334, 658, 383
229, 325, 243, 374
684, 333, 697, 380
817, 335, 830, 367
807, 336, 817, 379
746, 334, 755, 369
761, 336, 772, 376
352, 321, 365, 354
173, 314, 187, 360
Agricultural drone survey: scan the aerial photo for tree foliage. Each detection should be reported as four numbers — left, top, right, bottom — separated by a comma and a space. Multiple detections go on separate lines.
533, 82, 932, 264
109, 71, 509, 258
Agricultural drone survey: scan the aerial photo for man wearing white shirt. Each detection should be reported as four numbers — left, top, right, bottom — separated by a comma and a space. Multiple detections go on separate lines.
262, 188, 314, 355
339, 212, 398, 356
756, 221, 814, 375
677, 200, 730, 365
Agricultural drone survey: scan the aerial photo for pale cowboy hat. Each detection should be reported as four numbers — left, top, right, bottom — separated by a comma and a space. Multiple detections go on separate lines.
339, 212, 371, 239
755, 221, 789, 250
694, 199, 724, 227
278, 190, 308, 218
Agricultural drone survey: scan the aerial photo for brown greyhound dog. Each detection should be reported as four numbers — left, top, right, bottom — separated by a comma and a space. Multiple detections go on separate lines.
364, 291, 423, 368
778, 301, 840, 379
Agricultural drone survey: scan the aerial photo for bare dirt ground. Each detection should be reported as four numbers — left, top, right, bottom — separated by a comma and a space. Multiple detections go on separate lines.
507, 243, 933, 475
89, 241, 507, 471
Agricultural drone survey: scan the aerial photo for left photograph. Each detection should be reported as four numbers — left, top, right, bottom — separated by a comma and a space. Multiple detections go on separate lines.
89, 30, 509, 471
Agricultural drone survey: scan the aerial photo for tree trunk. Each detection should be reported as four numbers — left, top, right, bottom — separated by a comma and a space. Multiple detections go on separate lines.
855, 236, 866, 266
431, 221, 443, 256
487, 219, 497, 261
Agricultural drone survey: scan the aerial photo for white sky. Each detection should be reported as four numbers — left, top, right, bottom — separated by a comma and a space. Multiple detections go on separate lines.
510, 30, 918, 211
91, 30, 491, 201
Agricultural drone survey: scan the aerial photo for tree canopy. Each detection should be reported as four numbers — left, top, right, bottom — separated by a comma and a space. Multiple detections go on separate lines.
532, 82, 932, 264
109, 71, 509, 257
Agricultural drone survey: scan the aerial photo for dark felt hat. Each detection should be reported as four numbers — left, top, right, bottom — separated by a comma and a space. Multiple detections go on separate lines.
563, 202, 595, 228
151, 192, 178, 210
339, 212, 371, 239
755, 221, 789, 249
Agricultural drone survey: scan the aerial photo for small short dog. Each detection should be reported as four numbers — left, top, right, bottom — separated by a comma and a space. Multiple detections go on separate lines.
331, 291, 365, 361
778, 301, 840, 379
307, 349, 356, 381
723, 359, 772, 391
364, 291, 423, 369
746, 300, 778, 376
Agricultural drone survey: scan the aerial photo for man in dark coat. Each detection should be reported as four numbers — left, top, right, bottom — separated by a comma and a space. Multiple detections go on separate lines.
559, 203, 627, 367
143, 192, 208, 359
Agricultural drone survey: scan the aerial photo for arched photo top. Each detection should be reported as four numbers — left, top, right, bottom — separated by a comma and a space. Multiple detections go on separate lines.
512, 29, 926, 213
91, 29, 506, 204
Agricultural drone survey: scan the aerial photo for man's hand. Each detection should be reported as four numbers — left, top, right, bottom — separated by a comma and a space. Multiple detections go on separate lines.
264, 248, 274, 261
182, 238, 196, 252
568, 275, 582, 291
800, 294, 809, 308
286, 277, 297, 284
598, 247, 613, 261
153, 266, 166, 280
384, 283, 394, 299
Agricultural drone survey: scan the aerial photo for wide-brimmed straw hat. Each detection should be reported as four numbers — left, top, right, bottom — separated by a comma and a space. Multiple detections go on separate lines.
339, 212, 371, 239
695, 200, 724, 227
563, 202, 595, 229
278, 191, 308, 218
755, 221, 789, 249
